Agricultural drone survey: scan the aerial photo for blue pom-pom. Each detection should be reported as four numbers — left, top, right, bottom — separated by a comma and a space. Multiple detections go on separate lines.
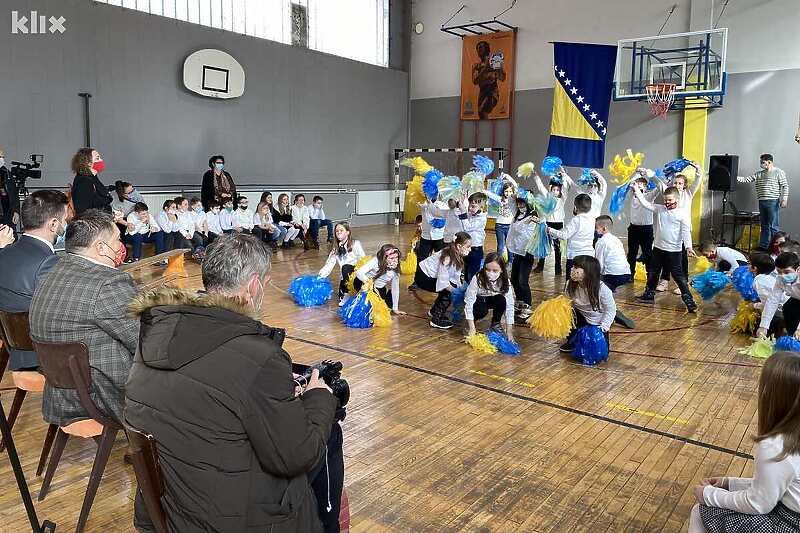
549, 175, 563, 186
775, 336, 800, 352
534, 194, 558, 216
646, 179, 658, 190
578, 168, 596, 186
487, 330, 521, 355
339, 291, 373, 328
487, 178, 505, 207
473, 155, 495, 176
527, 222, 551, 259
609, 182, 631, 217
540, 156, 562, 177
423, 169, 444, 200
731, 265, 760, 302
288, 275, 333, 307
690, 269, 730, 300
431, 217, 446, 229
663, 158, 692, 179
572, 326, 609, 365
450, 283, 468, 322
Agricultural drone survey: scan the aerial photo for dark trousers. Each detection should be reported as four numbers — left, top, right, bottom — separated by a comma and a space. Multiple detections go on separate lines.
339, 264, 355, 299
539, 222, 563, 271
127, 231, 166, 260
465, 245, 484, 283
648, 248, 691, 295
660, 245, 688, 281
417, 238, 444, 261
784, 297, 800, 337
208, 231, 220, 244
310, 219, 334, 243
566, 308, 610, 349
473, 294, 507, 325
163, 231, 184, 251
191, 231, 208, 250
352, 278, 393, 309
566, 258, 575, 279
627, 224, 653, 276
310, 423, 345, 533
414, 270, 452, 319
602, 274, 632, 292
510, 253, 535, 306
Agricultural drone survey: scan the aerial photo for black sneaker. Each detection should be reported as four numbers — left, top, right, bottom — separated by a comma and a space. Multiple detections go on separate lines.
615, 312, 635, 329
430, 317, 453, 329
124, 257, 137, 264
559, 342, 574, 353
682, 293, 698, 313
636, 290, 655, 303
407, 284, 418, 292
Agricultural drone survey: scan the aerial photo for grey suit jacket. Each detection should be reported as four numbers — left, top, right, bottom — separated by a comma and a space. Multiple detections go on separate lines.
29, 253, 139, 426
0, 235, 59, 369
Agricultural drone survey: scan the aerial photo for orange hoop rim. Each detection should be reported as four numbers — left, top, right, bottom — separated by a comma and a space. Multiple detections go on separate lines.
645, 83, 677, 118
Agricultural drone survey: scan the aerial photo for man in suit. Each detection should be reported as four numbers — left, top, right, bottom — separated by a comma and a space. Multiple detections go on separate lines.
30, 209, 138, 426
0, 190, 69, 369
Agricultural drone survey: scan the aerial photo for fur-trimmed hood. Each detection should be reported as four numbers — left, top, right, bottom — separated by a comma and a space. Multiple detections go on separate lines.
129, 287, 284, 371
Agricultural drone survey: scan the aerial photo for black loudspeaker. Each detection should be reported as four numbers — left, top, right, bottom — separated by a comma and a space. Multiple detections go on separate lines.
708, 154, 739, 192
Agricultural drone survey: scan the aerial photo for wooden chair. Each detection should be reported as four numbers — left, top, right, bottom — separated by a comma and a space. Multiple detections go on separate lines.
0, 311, 56, 476
33, 340, 123, 533
125, 423, 169, 533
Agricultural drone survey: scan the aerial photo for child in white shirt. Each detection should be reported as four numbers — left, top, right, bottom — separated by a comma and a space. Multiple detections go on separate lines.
291, 194, 311, 249
560, 255, 616, 356
125, 202, 166, 261
594, 215, 634, 329
750, 252, 787, 335
757, 252, 800, 341
543, 193, 595, 279
318, 222, 366, 304
483, 174, 518, 259
534, 171, 570, 274
309, 195, 334, 247
464, 252, 515, 341
232, 196, 254, 234
626, 172, 659, 278
688, 351, 800, 533
699, 242, 749, 274
458, 192, 488, 282
415, 232, 472, 330
155, 199, 182, 251
507, 196, 537, 319
175, 196, 205, 256
219, 198, 236, 234
354, 244, 405, 316
205, 200, 223, 242
418, 199, 448, 258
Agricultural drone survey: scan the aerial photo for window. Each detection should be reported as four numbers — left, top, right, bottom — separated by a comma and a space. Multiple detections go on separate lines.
95, 0, 390, 67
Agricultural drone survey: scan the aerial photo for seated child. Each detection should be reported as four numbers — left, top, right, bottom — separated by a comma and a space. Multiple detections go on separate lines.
309, 195, 334, 248
125, 202, 166, 262
354, 244, 405, 316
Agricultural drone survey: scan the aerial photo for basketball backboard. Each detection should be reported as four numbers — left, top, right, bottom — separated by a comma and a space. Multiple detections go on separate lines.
614, 28, 727, 110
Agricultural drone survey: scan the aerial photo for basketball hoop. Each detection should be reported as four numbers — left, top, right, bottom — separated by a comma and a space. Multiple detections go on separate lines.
645, 83, 676, 118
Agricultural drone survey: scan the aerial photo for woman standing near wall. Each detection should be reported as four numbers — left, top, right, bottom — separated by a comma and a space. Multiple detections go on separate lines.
70, 147, 113, 215
201, 155, 237, 211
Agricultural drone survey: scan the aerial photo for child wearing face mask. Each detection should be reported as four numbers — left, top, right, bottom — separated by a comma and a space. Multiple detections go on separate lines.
758, 252, 800, 341
354, 244, 406, 316
633, 182, 698, 312
750, 252, 787, 336
483, 174, 519, 260
232, 195, 254, 235
699, 241, 748, 275
464, 252, 515, 341
318, 222, 366, 305
507, 195, 537, 321
308, 195, 334, 249
768, 232, 788, 260
593, 215, 635, 329
205, 200, 223, 243
415, 231, 472, 329
559, 255, 617, 354
542, 193, 595, 279
533, 171, 570, 274
219, 198, 236, 234
175, 196, 206, 257
458, 192, 488, 283
125, 202, 166, 262
155, 200, 182, 251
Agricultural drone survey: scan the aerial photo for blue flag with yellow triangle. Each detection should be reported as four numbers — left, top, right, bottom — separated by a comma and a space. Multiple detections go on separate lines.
547, 42, 617, 168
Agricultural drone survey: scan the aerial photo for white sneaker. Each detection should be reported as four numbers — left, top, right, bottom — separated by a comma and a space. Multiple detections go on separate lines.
656, 280, 669, 292
672, 287, 682, 295
338, 297, 346, 307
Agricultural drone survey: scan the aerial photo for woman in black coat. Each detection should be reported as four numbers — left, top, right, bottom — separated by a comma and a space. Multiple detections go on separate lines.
201, 155, 237, 211
70, 147, 112, 215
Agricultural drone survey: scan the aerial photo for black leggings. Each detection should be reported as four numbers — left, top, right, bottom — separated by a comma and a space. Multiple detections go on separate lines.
414, 270, 452, 318
472, 294, 507, 325
648, 248, 691, 295
784, 298, 800, 337
339, 264, 355, 299
541, 221, 563, 268
352, 278, 393, 309
417, 238, 444, 261
510, 253, 535, 306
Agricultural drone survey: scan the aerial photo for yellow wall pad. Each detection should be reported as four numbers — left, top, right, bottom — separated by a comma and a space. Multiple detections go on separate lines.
682, 104, 708, 242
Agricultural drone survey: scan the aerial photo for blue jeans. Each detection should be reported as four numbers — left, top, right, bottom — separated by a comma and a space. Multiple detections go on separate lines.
758, 199, 780, 249
495, 223, 510, 257
310, 218, 334, 242
128, 231, 166, 260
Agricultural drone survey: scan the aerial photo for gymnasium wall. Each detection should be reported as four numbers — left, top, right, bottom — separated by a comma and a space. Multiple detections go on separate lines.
0, 0, 409, 212
409, 0, 800, 238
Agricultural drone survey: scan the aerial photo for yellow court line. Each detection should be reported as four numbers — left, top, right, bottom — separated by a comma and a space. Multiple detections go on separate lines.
606, 402, 689, 425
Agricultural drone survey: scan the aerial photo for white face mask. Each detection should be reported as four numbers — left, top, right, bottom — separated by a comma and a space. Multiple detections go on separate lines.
486, 271, 501, 281
0, 157, 5, 167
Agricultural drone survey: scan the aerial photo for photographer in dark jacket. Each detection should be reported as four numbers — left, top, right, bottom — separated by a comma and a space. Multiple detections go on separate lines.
0, 148, 20, 229
70, 147, 112, 215
125, 233, 338, 533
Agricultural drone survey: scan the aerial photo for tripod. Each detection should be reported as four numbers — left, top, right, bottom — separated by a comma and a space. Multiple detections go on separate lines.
0, 398, 57, 532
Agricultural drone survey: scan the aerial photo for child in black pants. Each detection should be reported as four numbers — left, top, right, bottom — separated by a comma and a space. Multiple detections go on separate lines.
414, 232, 472, 329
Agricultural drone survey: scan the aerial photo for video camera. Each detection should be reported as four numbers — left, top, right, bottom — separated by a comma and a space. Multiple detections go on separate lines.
9, 154, 44, 193
293, 360, 350, 407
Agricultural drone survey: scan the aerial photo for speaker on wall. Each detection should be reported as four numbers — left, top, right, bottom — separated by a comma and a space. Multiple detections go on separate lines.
708, 154, 739, 192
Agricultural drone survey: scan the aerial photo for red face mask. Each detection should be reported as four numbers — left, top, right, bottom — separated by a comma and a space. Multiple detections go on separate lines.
92, 160, 106, 173
102, 241, 127, 267
665, 201, 678, 210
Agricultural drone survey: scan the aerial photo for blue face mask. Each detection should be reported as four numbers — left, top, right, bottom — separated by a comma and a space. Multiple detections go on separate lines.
194, 206, 203, 213
214, 162, 224, 171
781, 273, 798, 284
594, 231, 604, 240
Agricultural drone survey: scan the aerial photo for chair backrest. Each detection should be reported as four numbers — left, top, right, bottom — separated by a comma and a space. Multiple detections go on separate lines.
0, 311, 34, 352
33, 340, 117, 428
125, 423, 169, 533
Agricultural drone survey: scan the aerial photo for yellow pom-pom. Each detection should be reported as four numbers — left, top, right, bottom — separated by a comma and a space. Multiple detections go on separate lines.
634, 261, 648, 282
406, 175, 426, 205
345, 256, 373, 294
400, 249, 417, 275
692, 256, 712, 273
528, 295, 575, 339
517, 162, 535, 178
738, 337, 775, 359
365, 288, 392, 327
465, 333, 498, 354
730, 301, 761, 336
608, 148, 645, 184
400, 156, 433, 176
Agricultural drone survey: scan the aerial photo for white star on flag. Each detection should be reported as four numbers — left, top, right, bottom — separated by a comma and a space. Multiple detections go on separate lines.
597, 120, 604, 127
554, 65, 558, 71
583, 104, 590, 111
558, 70, 565, 77
602, 128, 607, 135
576, 96, 584, 103
564, 79, 571, 86
590, 112, 597, 120
570, 87, 578, 95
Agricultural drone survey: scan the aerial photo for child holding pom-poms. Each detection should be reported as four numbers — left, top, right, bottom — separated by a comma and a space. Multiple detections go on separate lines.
558, 255, 617, 357
483, 174, 519, 260
539, 193, 595, 279
415, 232, 472, 329
757, 252, 800, 342
464, 252, 515, 343
507, 194, 538, 321
533, 170, 570, 274
457, 192, 488, 283
688, 351, 800, 533
318, 222, 366, 306
699, 241, 749, 274
354, 244, 406, 317
626, 172, 658, 279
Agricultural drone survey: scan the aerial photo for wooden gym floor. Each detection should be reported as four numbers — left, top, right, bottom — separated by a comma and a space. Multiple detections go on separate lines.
0, 224, 761, 532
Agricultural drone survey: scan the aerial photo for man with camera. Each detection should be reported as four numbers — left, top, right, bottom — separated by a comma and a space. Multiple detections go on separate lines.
125, 233, 342, 532
0, 148, 20, 230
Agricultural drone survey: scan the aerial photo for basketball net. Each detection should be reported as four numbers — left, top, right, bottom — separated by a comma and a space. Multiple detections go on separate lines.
645, 83, 676, 119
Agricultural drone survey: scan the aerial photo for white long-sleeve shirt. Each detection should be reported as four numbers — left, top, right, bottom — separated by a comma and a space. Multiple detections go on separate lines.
458, 209, 488, 247
594, 233, 631, 276
703, 435, 800, 514
483, 175, 518, 224
754, 274, 788, 312
253, 211, 274, 229
463, 275, 515, 325
233, 207, 254, 231
191, 210, 208, 234
291, 205, 310, 228
206, 211, 223, 235
355, 256, 400, 311
219, 209, 235, 231
569, 282, 616, 332
584, 173, 608, 219
318, 240, 366, 278
126, 212, 161, 236
548, 213, 595, 259
418, 251, 463, 292
420, 201, 448, 241
660, 173, 704, 220
534, 175, 568, 224
506, 216, 536, 257
443, 208, 462, 243
176, 211, 195, 238
629, 188, 658, 226
155, 211, 180, 233
308, 205, 327, 221
633, 188, 692, 253
712, 246, 748, 274
760, 275, 800, 329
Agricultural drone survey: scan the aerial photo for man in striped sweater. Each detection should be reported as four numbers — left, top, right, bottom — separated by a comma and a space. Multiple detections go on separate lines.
737, 153, 789, 250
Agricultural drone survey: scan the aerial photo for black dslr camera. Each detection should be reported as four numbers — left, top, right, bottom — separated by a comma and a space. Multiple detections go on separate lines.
9, 154, 43, 196
293, 360, 350, 407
